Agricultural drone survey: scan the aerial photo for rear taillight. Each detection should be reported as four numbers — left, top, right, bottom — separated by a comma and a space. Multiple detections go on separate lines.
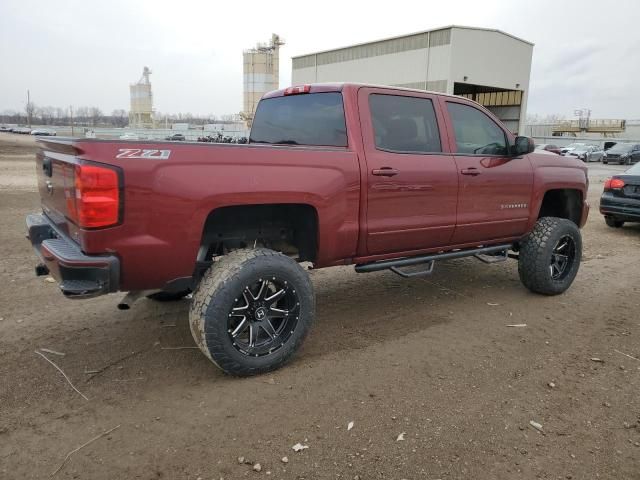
604, 177, 625, 191
67, 164, 120, 228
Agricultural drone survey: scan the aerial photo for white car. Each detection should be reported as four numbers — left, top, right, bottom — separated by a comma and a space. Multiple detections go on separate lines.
560, 143, 587, 155
119, 132, 140, 140
30, 129, 56, 136
564, 145, 604, 162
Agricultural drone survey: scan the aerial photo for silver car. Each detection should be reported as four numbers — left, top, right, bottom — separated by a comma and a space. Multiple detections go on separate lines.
564, 145, 604, 162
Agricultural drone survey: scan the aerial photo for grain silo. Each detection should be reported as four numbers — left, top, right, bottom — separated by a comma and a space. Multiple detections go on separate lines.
242, 34, 284, 127
129, 66, 154, 128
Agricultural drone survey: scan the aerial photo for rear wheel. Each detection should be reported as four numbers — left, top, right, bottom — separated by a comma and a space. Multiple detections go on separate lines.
189, 248, 315, 376
518, 217, 582, 295
605, 217, 624, 228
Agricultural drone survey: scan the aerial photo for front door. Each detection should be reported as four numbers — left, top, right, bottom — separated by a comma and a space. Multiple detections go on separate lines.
442, 99, 534, 244
359, 88, 459, 255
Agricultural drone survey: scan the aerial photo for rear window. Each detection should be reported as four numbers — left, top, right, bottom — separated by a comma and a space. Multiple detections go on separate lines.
369, 94, 441, 153
250, 92, 347, 147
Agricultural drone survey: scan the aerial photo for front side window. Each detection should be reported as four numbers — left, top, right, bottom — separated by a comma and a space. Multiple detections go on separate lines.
250, 92, 347, 147
369, 94, 442, 154
447, 102, 508, 155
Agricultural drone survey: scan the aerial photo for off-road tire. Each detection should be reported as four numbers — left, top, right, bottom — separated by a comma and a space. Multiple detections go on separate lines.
605, 217, 624, 228
147, 290, 190, 301
189, 248, 315, 376
518, 217, 582, 295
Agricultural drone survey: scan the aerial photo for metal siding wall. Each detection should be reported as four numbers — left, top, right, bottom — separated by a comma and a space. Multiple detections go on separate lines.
314, 48, 430, 86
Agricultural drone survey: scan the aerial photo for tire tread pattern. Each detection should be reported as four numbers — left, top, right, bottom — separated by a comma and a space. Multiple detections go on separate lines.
189, 249, 314, 376
518, 216, 582, 296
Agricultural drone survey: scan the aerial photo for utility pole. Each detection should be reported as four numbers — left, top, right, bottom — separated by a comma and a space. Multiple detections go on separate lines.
27, 89, 31, 127
70, 106, 74, 136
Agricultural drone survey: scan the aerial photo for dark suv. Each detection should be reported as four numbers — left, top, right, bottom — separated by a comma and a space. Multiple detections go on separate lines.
603, 143, 640, 165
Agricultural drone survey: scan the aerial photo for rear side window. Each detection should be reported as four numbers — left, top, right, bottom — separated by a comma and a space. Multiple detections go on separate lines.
447, 102, 508, 155
250, 92, 347, 147
369, 94, 441, 153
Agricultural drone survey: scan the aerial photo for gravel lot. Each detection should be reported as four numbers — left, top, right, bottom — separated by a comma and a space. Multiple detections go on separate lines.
0, 133, 639, 480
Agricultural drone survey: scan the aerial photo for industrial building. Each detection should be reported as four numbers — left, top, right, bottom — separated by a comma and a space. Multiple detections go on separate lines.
292, 26, 533, 134
242, 34, 284, 126
129, 67, 154, 128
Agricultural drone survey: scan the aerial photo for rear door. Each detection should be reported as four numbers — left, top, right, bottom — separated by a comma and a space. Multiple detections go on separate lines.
358, 88, 458, 255
441, 99, 533, 244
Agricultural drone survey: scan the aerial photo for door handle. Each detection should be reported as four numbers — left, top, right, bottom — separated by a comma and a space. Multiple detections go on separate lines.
460, 167, 481, 176
372, 167, 399, 177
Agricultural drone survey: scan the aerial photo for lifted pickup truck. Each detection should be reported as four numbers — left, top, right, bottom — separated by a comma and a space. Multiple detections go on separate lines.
27, 83, 589, 375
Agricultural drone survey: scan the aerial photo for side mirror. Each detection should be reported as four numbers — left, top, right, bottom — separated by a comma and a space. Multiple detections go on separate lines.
512, 136, 535, 156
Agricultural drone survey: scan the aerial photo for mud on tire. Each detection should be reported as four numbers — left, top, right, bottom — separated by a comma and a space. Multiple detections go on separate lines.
518, 216, 582, 295
189, 248, 315, 376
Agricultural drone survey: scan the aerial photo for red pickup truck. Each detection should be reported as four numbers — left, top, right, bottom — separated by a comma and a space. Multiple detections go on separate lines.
27, 83, 589, 375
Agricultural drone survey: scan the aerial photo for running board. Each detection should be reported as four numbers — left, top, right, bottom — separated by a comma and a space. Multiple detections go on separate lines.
355, 244, 513, 276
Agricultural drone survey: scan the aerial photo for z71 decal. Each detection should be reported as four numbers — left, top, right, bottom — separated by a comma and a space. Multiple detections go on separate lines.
116, 148, 171, 160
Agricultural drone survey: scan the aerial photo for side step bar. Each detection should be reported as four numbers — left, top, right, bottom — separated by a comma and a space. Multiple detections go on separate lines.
355, 244, 513, 277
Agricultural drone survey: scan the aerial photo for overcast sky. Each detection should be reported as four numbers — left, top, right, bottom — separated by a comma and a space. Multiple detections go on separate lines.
1, 0, 639, 119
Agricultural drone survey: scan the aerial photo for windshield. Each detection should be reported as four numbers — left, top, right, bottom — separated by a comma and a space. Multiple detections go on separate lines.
250, 92, 347, 147
609, 143, 633, 152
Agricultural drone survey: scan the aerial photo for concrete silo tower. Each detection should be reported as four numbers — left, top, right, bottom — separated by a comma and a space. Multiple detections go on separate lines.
242, 34, 284, 127
129, 67, 154, 128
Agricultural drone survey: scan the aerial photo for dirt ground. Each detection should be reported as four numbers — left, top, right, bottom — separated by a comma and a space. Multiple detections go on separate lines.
1, 133, 639, 480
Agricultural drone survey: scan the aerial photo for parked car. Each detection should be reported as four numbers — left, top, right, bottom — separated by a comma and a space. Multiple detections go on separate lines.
119, 132, 140, 140
30, 129, 56, 136
560, 143, 587, 155
602, 143, 640, 165
600, 161, 640, 228
565, 145, 604, 162
27, 83, 589, 376
0, 125, 13, 132
536, 144, 562, 155
165, 133, 186, 141
12, 127, 32, 134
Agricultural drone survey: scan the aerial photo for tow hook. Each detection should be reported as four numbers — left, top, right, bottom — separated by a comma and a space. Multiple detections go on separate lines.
117, 290, 157, 310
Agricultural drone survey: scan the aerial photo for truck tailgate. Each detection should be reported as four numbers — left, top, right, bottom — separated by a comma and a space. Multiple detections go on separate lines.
35, 139, 81, 238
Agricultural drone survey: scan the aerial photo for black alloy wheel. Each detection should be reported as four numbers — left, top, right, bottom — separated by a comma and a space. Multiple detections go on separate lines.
549, 235, 576, 281
227, 277, 300, 357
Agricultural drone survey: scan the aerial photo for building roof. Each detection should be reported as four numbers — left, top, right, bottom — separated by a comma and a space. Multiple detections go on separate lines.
291, 25, 533, 59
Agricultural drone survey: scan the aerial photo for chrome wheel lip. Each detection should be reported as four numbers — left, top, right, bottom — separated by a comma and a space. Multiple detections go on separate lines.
549, 235, 576, 280
227, 276, 300, 357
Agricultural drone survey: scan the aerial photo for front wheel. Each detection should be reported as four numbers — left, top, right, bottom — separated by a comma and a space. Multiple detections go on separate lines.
605, 217, 624, 228
518, 217, 582, 295
189, 248, 315, 376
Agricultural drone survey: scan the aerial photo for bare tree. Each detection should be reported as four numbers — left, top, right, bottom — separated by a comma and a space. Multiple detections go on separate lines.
25, 101, 36, 126
89, 107, 103, 126
111, 109, 128, 127
75, 106, 89, 124
39, 106, 55, 125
